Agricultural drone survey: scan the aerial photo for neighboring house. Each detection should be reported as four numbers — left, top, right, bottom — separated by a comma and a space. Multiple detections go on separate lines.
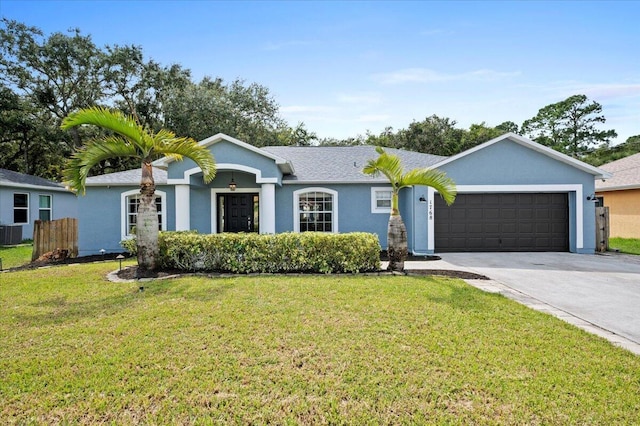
77, 132, 609, 256
595, 152, 640, 238
0, 168, 77, 242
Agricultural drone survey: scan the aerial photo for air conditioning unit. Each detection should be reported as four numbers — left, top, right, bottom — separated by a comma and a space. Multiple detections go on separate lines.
0, 225, 22, 245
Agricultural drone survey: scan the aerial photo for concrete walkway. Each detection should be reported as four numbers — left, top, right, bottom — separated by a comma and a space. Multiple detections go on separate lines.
399, 252, 640, 356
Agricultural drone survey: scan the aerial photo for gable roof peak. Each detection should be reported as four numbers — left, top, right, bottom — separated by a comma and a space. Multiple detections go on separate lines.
152, 133, 295, 174
433, 132, 611, 179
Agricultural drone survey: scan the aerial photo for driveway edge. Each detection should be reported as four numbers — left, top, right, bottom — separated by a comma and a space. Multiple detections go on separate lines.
464, 278, 640, 356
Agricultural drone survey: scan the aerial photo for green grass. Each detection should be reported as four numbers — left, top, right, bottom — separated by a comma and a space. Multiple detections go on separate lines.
2, 263, 639, 424
610, 237, 640, 255
0, 243, 32, 269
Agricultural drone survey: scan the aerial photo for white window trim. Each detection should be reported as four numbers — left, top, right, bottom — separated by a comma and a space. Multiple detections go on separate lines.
121, 189, 167, 240
371, 186, 393, 214
293, 187, 338, 233
13, 192, 29, 225
38, 194, 52, 221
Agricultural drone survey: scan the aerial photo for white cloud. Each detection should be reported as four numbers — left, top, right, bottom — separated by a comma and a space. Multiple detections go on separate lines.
372, 68, 521, 84
336, 92, 382, 105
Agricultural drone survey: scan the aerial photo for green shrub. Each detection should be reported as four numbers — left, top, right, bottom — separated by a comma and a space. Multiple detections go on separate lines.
121, 232, 381, 273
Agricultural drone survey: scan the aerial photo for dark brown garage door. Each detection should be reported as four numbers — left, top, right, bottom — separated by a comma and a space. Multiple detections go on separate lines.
435, 193, 569, 252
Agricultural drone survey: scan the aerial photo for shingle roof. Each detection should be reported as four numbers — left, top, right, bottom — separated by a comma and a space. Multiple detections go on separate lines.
262, 145, 447, 183
85, 146, 446, 185
86, 168, 167, 185
0, 168, 66, 190
596, 152, 640, 191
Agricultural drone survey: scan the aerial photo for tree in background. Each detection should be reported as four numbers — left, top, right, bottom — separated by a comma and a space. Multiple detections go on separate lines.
582, 135, 640, 166
521, 94, 617, 158
61, 107, 216, 277
361, 116, 509, 156
0, 19, 106, 152
163, 77, 291, 146
363, 147, 456, 272
0, 19, 302, 180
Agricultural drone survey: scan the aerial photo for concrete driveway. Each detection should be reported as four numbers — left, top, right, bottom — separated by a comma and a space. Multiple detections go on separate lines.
433, 252, 640, 354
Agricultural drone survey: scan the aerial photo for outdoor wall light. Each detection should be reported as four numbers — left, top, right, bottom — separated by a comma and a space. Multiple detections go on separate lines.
229, 172, 237, 191
586, 193, 598, 202
419, 195, 427, 203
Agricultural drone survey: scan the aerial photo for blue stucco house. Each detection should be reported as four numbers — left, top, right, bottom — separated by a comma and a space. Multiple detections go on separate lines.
0, 168, 77, 242
77, 132, 609, 256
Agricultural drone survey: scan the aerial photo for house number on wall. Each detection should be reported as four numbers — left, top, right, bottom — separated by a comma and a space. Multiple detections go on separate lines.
428, 199, 433, 221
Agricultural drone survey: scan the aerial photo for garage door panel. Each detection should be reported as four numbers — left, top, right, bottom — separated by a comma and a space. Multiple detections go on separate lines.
467, 209, 483, 220
484, 223, 500, 233
502, 223, 517, 233
451, 210, 466, 220
501, 208, 517, 219
484, 208, 500, 219
435, 193, 568, 252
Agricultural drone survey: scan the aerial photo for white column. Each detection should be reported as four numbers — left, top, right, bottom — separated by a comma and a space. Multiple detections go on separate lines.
427, 187, 435, 252
261, 183, 276, 234
175, 184, 190, 231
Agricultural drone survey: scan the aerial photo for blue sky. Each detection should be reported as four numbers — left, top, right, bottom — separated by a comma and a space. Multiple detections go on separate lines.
2, 0, 639, 145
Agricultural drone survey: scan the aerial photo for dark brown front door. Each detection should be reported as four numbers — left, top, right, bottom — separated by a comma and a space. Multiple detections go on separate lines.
219, 193, 258, 233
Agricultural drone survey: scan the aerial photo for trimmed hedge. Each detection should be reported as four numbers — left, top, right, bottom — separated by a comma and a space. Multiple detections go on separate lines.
121, 231, 381, 274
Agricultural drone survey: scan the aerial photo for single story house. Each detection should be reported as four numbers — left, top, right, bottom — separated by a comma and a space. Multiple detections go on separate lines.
595, 152, 640, 238
0, 168, 77, 243
77, 132, 609, 256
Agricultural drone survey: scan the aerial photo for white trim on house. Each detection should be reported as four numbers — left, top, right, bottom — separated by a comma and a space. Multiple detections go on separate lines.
371, 186, 393, 214
4, 182, 70, 192
293, 187, 339, 233
596, 184, 640, 192
210, 187, 262, 234
153, 133, 295, 174
427, 184, 584, 251
38, 194, 52, 222
167, 163, 279, 185
120, 189, 167, 241
260, 183, 276, 234
432, 133, 612, 180
175, 185, 190, 231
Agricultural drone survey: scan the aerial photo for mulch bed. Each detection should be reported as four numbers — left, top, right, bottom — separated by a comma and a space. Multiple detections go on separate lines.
7, 252, 489, 281
115, 266, 489, 281
5, 252, 132, 272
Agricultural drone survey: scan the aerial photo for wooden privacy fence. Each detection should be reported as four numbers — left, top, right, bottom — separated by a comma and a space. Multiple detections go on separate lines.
595, 206, 609, 253
32, 218, 78, 261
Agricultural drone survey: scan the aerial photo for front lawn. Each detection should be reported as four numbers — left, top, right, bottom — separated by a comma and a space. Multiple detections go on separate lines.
1, 263, 639, 424
0, 243, 32, 269
609, 237, 640, 255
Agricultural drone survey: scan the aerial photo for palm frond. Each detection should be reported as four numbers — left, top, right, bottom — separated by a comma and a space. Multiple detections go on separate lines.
401, 168, 457, 205
363, 147, 403, 186
63, 136, 139, 194
154, 136, 217, 183
61, 107, 146, 148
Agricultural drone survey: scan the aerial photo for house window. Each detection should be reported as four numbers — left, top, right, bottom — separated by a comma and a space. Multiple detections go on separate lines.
13, 193, 29, 224
121, 190, 167, 238
39, 195, 52, 221
371, 187, 393, 213
294, 188, 338, 233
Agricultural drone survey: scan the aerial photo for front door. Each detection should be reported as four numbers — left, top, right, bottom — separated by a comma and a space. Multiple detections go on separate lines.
219, 193, 259, 233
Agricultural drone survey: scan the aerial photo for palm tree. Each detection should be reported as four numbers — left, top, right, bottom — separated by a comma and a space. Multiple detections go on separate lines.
61, 106, 216, 277
364, 146, 456, 272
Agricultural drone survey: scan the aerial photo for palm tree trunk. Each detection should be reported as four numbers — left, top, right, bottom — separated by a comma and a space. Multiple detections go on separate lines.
387, 214, 407, 272
136, 161, 159, 278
